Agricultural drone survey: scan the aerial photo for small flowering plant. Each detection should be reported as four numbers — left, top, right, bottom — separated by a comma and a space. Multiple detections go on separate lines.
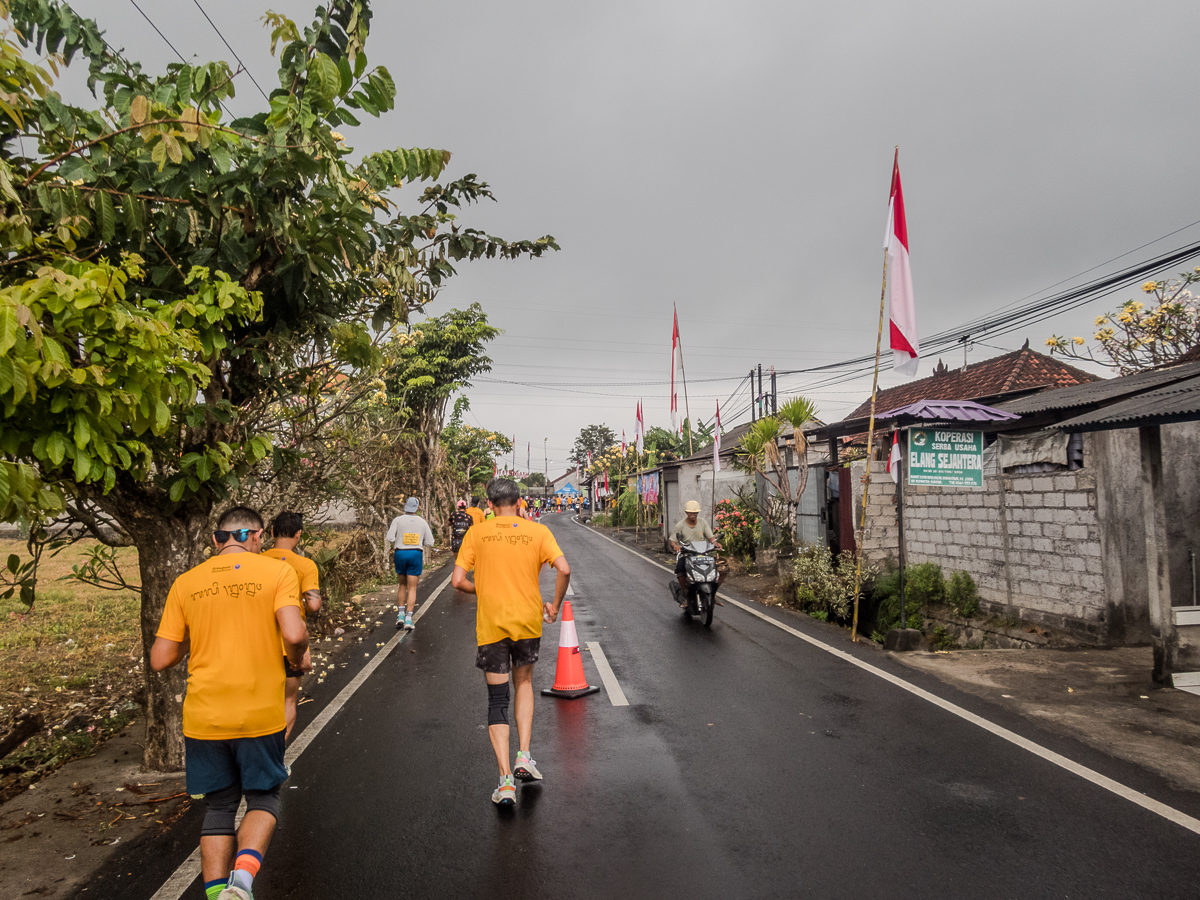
1046, 270, 1200, 375
714, 497, 760, 561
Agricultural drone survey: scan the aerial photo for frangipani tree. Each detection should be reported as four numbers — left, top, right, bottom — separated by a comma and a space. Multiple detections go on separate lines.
1046, 271, 1200, 375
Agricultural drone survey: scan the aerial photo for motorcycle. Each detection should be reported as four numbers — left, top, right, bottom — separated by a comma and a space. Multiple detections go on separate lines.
670, 540, 718, 627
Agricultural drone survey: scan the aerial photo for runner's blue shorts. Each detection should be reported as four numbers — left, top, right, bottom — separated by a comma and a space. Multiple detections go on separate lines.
184, 731, 287, 796
393, 549, 424, 577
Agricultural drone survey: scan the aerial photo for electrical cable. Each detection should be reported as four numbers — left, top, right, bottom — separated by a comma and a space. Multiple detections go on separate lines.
190, 0, 271, 101
129, 0, 187, 63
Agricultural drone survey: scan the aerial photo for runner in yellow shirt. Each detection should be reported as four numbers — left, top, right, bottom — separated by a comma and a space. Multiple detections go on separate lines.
151, 506, 307, 900
451, 478, 571, 807
262, 511, 321, 741
465, 497, 486, 527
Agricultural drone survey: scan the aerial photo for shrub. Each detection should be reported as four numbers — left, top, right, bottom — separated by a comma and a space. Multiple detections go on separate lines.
590, 513, 610, 527
947, 570, 980, 618
871, 570, 923, 636
906, 562, 946, 607
789, 544, 874, 623
714, 496, 760, 561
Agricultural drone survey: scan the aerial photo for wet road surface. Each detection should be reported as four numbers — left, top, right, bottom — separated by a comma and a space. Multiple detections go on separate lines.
90, 514, 1200, 899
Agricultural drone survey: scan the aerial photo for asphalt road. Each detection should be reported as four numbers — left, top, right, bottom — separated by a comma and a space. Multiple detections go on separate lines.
90, 514, 1200, 899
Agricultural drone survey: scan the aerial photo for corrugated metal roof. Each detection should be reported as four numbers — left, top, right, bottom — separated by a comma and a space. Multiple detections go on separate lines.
876, 399, 1022, 422
1051, 373, 1200, 431
997, 359, 1200, 414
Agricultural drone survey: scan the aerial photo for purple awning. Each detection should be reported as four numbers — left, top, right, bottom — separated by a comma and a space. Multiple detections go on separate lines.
875, 399, 1021, 423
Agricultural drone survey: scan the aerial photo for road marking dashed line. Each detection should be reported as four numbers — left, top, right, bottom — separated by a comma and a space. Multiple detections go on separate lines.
587, 642, 629, 706
573, 517, 1200, 838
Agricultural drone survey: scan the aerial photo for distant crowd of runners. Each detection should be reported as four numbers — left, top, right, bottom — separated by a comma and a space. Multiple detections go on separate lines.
150, 480, 575, 899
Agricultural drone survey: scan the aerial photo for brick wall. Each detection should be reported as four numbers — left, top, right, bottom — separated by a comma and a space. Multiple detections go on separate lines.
855, 460, 1108, 642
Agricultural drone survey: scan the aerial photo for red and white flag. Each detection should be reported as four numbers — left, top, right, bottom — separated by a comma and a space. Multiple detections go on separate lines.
635, 402, 644, 455
670, 308, 681, 434
888, 430, 901, 483
713, 401, 722, 472
885, 150, 919, 377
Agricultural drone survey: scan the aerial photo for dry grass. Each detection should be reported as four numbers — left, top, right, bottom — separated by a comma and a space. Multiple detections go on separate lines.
0, 539, 143, 800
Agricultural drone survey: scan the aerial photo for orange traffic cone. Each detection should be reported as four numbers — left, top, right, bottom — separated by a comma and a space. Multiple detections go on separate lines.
541, 601, 600, 699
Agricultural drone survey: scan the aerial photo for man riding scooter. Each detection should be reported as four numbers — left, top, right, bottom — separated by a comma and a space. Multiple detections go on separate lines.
669, 501, 725, 607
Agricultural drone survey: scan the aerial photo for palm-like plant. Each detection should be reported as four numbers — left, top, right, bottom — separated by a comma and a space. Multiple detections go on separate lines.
734, 397, 818, 550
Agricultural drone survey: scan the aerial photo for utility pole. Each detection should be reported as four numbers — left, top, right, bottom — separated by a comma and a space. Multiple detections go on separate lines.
757, 364, 764, 419
543, 438, 548, 497
770, 367, 777, 415
749, 369, 756, 421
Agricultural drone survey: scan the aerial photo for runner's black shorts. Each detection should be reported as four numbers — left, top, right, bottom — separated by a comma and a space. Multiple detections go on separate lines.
475, 637, 541, 674
283, 655, 304, 679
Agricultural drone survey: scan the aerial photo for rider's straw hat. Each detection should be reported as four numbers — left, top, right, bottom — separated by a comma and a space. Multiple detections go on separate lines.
684, 501, 701, 514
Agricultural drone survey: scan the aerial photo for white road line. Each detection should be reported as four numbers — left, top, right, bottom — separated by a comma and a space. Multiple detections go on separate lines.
149, 574, 454, 900
572, 518, 1200, 838
586, 642, 629, 706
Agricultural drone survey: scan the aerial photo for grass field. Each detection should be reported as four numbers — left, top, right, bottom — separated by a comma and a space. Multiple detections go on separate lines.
0, 539, 143, 798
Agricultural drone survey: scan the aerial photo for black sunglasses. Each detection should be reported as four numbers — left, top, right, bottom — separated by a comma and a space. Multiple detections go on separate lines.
213, 528, 262, 543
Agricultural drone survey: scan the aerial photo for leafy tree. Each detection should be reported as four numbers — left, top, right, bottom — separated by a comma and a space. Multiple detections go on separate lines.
523, 472, 546, 487
570, 424, 616, 467
443, 397, 514, 494
1046, 271, 1200, 374
1, 0, 556, 769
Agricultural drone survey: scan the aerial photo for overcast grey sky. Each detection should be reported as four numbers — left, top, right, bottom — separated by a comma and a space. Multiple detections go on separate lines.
64, 0, 1200, 472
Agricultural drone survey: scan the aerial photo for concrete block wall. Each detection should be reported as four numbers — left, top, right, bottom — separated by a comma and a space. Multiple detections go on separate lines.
902, 471, 1106, 641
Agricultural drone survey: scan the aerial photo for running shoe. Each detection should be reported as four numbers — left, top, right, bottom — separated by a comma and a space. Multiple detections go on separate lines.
216, 886, 253, 900
395, 614, 404, 628
513, 752, 543, 782
491, 775, 516, 806
403, 613, 415, 631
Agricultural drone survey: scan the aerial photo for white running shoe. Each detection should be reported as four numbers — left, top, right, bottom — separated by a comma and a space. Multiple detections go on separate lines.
513, 752, 543, 782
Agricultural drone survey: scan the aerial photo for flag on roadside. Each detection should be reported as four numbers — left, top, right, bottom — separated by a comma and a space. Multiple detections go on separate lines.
527, 442, 530, 473
621, 430, 627, 455
713, 401, 722, 472
885, 149, 919, 377
670, 308, 680, 434
635, 401, 644, 455
888, 430, 901, 483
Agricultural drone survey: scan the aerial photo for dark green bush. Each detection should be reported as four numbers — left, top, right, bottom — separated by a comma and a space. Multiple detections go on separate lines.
906, 562, 945, 607
871, 569, 923, 636
947, 570, 980, 618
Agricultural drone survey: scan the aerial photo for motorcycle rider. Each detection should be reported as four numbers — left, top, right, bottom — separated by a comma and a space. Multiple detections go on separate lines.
669, 500, 725, 606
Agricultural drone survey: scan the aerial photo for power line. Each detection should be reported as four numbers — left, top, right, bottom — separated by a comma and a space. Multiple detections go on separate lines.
190, 0, 270, 101
129, 0, 187, 63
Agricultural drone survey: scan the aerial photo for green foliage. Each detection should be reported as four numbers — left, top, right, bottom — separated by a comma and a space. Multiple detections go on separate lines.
524, 472, 546, 487
789, 544, 872, 623
907, 562, 946, 606
947, 570, 980, 618
589, 512, 610, 527
571, 425, 617, 467
615, 488, 639, 526
870, 562, 944, 637
713, 496, 759, 560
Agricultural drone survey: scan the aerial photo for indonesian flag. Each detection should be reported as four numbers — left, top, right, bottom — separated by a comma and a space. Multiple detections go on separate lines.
635, 401, 644, 455
604, 469, 609, 493
586, 450, 592, 471
888, 430, 901, 483
670, 309, 680, 433
885, 150, 919, 377
713, 401, 722, 472
621, 430, 627, 455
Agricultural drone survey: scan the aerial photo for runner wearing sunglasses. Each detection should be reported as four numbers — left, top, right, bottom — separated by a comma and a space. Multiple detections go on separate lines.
151, 505, 309, 900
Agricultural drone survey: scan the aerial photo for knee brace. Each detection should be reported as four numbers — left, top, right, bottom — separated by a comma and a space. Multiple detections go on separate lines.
201, 782, 241, 837
245, 785, 282, 822
487, 681, 510, 726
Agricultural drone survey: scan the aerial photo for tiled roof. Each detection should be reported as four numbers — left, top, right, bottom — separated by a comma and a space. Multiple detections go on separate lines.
845, 346, 1100, 421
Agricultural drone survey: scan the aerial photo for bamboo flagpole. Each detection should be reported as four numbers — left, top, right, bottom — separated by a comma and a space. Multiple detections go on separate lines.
674, 305, 694, 457
849, 251, 889, 642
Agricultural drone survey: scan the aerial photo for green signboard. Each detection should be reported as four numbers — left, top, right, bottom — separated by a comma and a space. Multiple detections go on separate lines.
907, 428, 984, 487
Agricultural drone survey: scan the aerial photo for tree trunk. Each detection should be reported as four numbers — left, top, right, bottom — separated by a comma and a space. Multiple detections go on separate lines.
99, 497, 211, 773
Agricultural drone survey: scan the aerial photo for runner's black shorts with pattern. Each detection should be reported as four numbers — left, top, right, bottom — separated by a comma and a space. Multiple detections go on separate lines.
475, 637, 541, 674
